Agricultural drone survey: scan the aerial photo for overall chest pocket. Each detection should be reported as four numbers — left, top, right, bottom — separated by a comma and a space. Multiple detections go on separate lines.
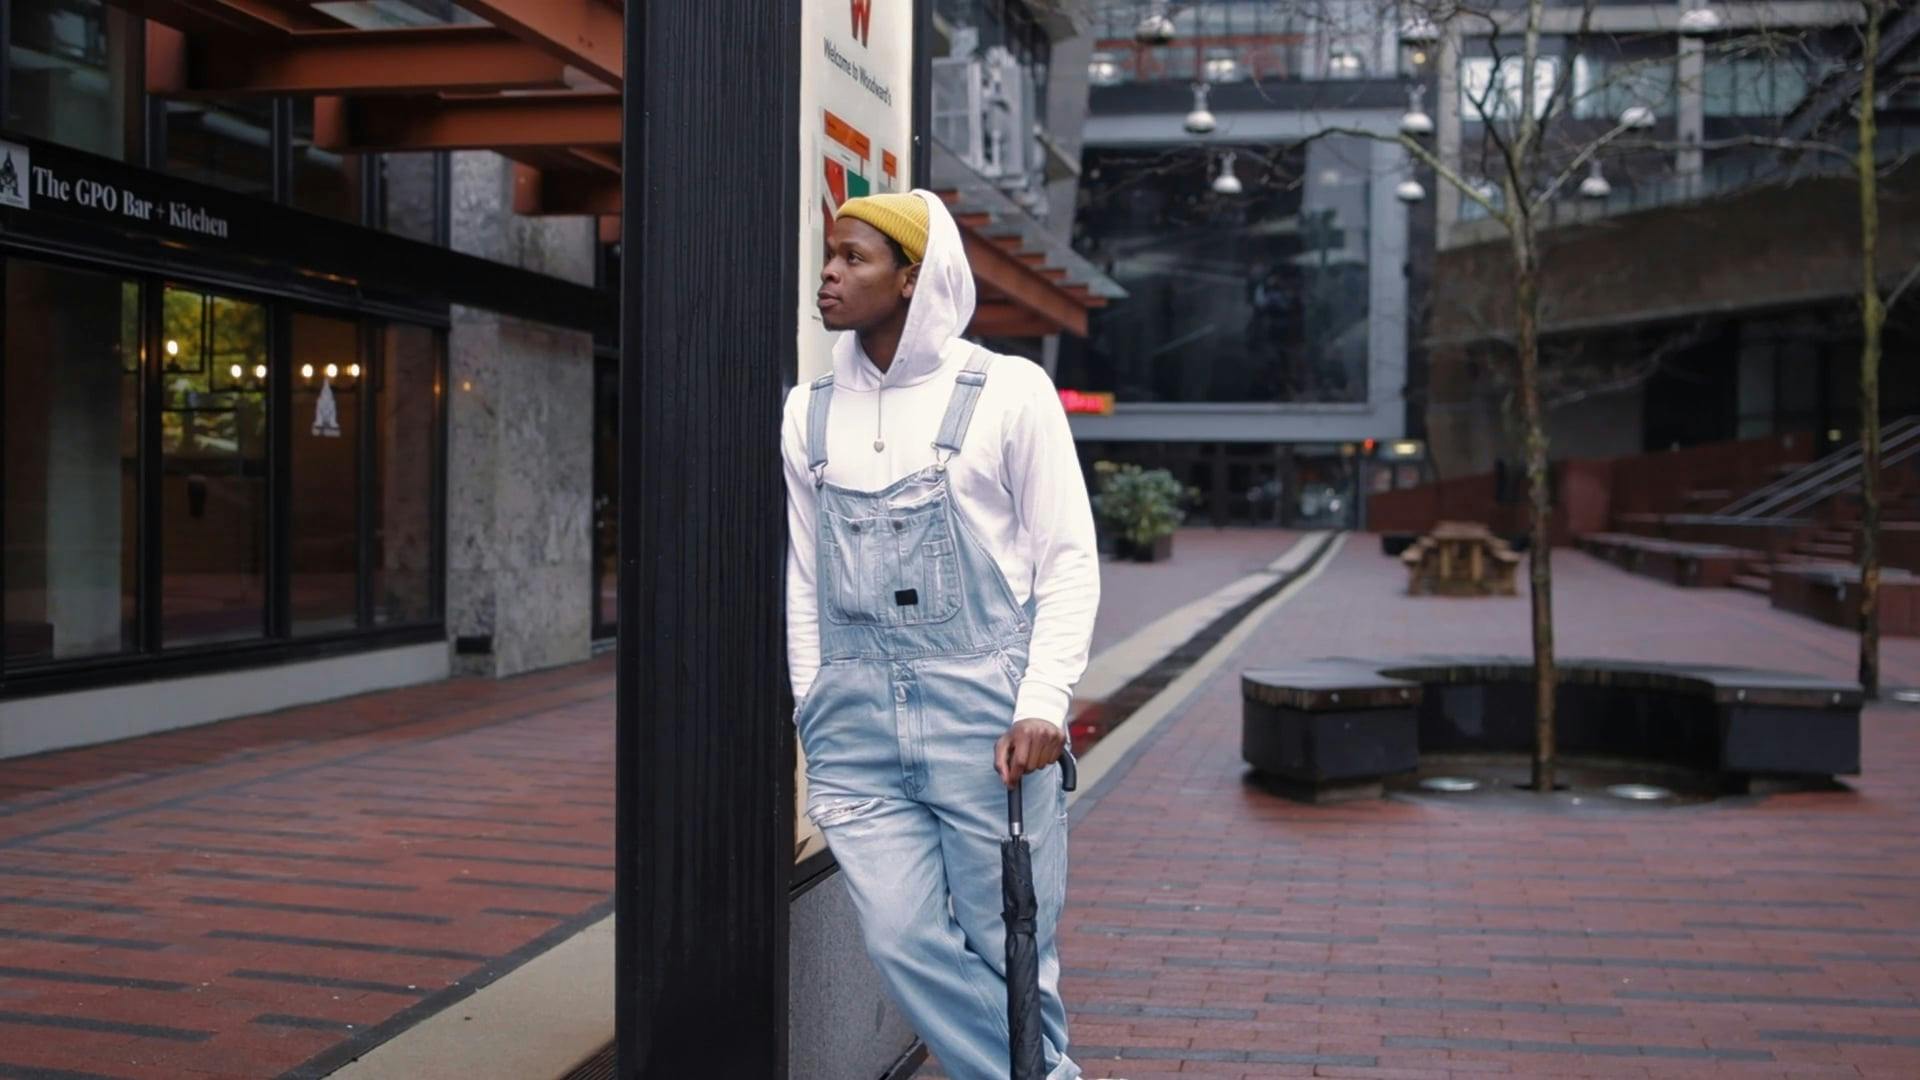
820, 502, 963, 627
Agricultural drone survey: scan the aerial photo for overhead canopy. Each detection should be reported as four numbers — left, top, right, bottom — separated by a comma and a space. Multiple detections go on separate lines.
132, 0, 1116, 337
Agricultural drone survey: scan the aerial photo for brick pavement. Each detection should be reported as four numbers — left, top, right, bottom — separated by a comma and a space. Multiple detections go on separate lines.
1024, 542, 1920, 1080
0, 530, 1296, 1080
0, 659, 615, 1080
5, 537, 1919, 1079
1090, 529, 1299, 656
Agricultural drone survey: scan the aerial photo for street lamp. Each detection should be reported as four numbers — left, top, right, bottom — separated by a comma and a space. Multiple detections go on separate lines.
1185, 83, 1217, 135
1396, 177, 1427, 203
1212, 152, 1243, 196
1135, 4, 1175, 45
1620, 104, 1657, 129
1400, 85, 1434, 137
1677, 2, 1722, 36
1203, 49, 1242, 83
1088, 52, 1122, 86
1579, 160, 1612, 199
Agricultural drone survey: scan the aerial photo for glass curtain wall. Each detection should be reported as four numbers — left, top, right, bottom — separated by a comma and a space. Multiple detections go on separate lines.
1, 256, 445, 679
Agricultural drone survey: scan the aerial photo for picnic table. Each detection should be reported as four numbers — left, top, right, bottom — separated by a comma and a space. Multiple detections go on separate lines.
1401, 521, 1520, 597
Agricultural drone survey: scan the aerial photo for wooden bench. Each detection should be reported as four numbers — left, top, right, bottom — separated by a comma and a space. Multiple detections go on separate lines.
1577, 532, 1758, 588
1771, 564, 1920, 637
1242, 656, 1861, 802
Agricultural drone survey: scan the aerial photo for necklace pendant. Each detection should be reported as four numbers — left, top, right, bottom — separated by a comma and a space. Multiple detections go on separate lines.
873, 439, 886, 452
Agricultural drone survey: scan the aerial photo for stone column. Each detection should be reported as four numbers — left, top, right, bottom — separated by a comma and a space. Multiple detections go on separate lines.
1435, 27, 1463, 245
1676, 21, 1706, 197
442, 152, 597, 677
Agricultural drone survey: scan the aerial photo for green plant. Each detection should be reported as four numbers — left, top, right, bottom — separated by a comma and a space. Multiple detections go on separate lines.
1091, 461, 1188, 547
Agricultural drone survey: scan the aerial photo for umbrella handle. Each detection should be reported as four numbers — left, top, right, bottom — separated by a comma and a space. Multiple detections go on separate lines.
1010, 750, 1078, 836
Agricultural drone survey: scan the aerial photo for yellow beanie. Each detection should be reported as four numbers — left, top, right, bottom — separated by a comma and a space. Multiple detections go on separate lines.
836, 193, 928, 264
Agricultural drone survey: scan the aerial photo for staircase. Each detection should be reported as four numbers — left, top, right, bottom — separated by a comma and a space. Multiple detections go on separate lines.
1731, 526, 1856, 596
1715, 418, 1920, 596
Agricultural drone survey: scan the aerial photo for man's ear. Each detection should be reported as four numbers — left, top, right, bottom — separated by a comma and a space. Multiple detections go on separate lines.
901, 263, 921, 300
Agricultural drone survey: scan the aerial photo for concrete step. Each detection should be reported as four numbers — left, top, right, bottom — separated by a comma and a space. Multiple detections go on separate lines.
1731, 573, 1773, 595
1798, 542, 1856, 559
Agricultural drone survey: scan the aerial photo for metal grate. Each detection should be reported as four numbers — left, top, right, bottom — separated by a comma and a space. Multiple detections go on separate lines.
562, 1042, 615, 1080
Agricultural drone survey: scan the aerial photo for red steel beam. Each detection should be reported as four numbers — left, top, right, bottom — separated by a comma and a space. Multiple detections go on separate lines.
959, 222, 1087, 338
970, 302, 1063, 339
314, 92, 620, 153
121, 0, 336, 36
457, 0, 623, 88
512, 163, 622, 216
151, 25, 575, 97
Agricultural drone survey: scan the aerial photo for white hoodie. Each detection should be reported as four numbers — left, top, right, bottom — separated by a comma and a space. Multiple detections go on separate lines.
781, 190, 1100, 731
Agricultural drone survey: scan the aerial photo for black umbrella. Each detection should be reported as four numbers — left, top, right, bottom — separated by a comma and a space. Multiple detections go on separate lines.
1004, 751, 1077, 1080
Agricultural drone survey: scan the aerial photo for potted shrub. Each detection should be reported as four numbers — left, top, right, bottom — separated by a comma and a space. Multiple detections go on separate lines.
1092, 461, 1187, 562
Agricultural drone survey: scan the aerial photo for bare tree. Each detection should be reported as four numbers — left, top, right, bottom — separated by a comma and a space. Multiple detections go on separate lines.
1855, 0, 1888, 698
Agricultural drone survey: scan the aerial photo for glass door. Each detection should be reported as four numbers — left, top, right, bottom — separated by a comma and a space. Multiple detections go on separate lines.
159, 285, 269, 647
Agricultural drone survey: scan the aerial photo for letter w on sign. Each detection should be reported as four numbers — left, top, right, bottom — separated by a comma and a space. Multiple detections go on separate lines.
850, 0, 872, 46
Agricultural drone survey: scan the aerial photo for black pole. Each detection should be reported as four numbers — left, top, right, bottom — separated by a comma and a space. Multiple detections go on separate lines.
912, 0, 932, 189
616, 2, 798, 1078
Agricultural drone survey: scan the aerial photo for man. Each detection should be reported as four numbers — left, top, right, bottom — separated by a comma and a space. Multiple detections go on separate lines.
783, 190, 1099, 1080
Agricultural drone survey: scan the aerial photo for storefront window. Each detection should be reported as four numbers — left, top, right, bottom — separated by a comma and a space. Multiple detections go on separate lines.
3, 264, 445, 681
161, 99, 276, 201
7, 0, 135, 160
160, 286, 269, 647
290, 312, 362, 635
3, 259, 139, 665
1064, 141, 1372, 405
372, 323, 438, 626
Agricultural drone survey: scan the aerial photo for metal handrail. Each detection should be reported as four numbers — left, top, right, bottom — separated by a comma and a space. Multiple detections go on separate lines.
1721, 416, 1920, 518
1771, 435, 1920, 519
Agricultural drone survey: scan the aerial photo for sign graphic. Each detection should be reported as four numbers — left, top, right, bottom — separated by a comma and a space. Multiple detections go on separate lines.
797, 0, 912, 385
794, 0, 916, 869
0, 142, 29, 209
311, 380, 342, 438
850, 0, 873, 46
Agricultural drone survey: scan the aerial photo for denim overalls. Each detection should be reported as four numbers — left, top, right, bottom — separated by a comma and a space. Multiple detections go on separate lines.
798, 347, 1078, 1080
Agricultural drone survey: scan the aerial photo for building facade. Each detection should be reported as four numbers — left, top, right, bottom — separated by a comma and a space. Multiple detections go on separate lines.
0, 0, 1112, 762
1417, 0, 1920, 477
1058, 0, 1430, 529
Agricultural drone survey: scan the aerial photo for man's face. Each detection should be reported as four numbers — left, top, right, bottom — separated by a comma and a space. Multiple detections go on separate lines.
818, 217, 917, 333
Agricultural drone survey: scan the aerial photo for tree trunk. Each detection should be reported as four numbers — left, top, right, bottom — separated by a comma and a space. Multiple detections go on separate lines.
1511, 223, 1557, 792
1857, 0, 1885, 698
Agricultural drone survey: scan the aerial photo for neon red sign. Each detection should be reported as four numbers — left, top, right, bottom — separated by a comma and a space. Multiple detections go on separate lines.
1059, 389, 1115, 416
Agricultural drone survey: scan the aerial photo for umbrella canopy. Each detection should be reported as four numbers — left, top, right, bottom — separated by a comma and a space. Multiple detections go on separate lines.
1003, 752, 1076, 1079
1003, 782, 1046, 1079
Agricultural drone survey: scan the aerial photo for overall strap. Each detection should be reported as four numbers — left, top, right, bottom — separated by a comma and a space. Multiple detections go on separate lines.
931, 348, 996, 468
805, 373, 835, 486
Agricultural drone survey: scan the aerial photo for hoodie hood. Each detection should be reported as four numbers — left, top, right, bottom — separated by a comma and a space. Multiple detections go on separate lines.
832, 188, 977, 391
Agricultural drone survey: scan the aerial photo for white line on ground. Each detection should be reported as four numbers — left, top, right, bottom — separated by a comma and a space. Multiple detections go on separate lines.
1070, 532, 1349, 805
1076, 531, 1330, 702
